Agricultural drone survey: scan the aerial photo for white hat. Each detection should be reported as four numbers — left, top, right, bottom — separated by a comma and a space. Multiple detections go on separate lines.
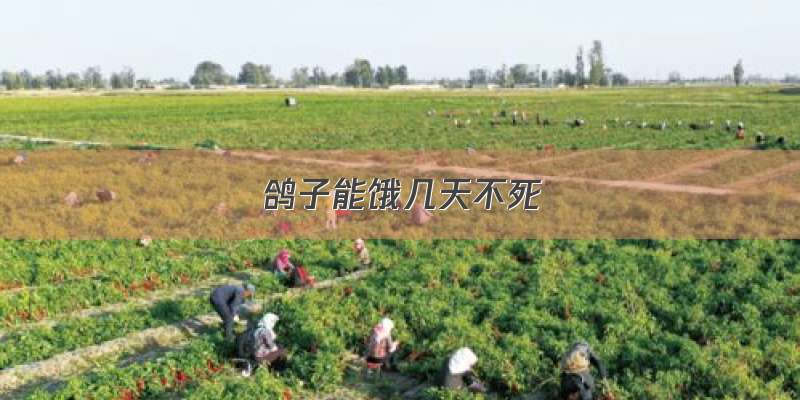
259, 313, 279, 330
448, 347, 478, 374
380, 317, 394, 332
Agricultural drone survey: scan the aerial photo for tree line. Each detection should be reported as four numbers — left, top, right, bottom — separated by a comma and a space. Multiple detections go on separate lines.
0, 66, 154, 91
463, 41, 629, 88
188, 59, 409, 88
2, 41, 775, 90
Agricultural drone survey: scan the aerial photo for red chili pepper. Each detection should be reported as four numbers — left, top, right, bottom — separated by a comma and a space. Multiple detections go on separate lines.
175, 370, 189, 385
207, 359, 222, 373
116, 388, 136, 400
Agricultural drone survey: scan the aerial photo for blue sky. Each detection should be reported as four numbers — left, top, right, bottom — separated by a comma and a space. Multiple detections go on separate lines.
2, 0, 797, 80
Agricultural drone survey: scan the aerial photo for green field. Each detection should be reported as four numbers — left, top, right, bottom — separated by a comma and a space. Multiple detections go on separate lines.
2, 87, 799, 150
2, 87, 799, 400
3, 240, 796, 400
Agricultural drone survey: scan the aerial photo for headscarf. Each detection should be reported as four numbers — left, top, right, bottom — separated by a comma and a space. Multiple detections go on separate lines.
254, 313, 279, 345
564, 350, 590, 373
448, 347, 478, 374
244, 283, 256, 295
561, 341, 591, 374
276, 249, 291, 270
371, 317, 396, 352
372, 317, 394, 340
354, 239, 365, 252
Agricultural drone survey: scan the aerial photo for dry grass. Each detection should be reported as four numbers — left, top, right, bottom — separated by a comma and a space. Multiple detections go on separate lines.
674, 151, 800, 187
2, 149, 800, 239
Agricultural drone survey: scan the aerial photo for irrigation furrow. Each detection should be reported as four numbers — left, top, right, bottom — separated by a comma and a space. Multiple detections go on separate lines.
0, 268, 271, 341
0, 134, 108, 147
0, 269, 372, 396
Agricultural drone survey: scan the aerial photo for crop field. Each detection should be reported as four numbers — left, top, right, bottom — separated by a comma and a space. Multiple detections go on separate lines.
1, 88, 799, 400
0, 240, 794, 399
1, 87, 799, 150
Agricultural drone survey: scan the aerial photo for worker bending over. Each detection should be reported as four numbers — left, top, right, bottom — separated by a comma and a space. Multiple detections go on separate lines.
438, 347, 487, 393
210, 283, 255, 341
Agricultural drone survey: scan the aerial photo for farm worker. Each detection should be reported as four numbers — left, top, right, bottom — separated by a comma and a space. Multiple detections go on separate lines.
559, 341, 608, 400
272, 249, 295, 276
365, 318, 399, 370
411, 203, 433, 226
235, 313, 287, 376
354, 238, 371, 268
438, 347, 487, 393
322, 196, 337, 230
210, 283, 255, 341
11, 153, 26, 165
251, 313, 288, 368
735, 122, 745, 140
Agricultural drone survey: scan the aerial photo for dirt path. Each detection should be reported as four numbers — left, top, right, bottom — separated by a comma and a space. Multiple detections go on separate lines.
226, 150, 738, 197
523, 149, 605, 167
335, 353, 431, 399
1, 134, 789, 199
724, 160, 800, 190
313, 352, 546, 400
0, 269, 372, 397
0, 134, 108, 147
646, 150, 752, 183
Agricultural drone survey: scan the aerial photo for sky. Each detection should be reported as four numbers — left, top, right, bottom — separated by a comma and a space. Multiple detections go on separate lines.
2, 0, 798, 81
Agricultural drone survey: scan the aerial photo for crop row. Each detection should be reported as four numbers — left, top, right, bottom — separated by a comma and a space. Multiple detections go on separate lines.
0, 239, 390, 326
20, 240, 800, 399
228, 240, 800, 399
23, 335, 243, 400
1, 88, 798, 150
0, 295, 209, 370
0, 240, 408, 371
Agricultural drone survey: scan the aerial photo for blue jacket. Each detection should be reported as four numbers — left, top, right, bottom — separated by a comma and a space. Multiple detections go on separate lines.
211, 285, 245, 314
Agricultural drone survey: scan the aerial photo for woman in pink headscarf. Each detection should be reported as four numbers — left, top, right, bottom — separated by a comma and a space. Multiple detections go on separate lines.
365, 317, 400, 371
271, 249, 295, 276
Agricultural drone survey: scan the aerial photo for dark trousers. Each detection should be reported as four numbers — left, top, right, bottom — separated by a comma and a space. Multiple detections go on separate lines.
257, 347, 288, 364
560, 372, 594, 400
367, 351, 398, 370
256, 348, 288, 371
210, 297, 234, 341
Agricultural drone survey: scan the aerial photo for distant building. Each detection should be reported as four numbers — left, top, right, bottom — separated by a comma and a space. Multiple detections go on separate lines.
311, 85, 342, 90
388, 84, 443, 91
